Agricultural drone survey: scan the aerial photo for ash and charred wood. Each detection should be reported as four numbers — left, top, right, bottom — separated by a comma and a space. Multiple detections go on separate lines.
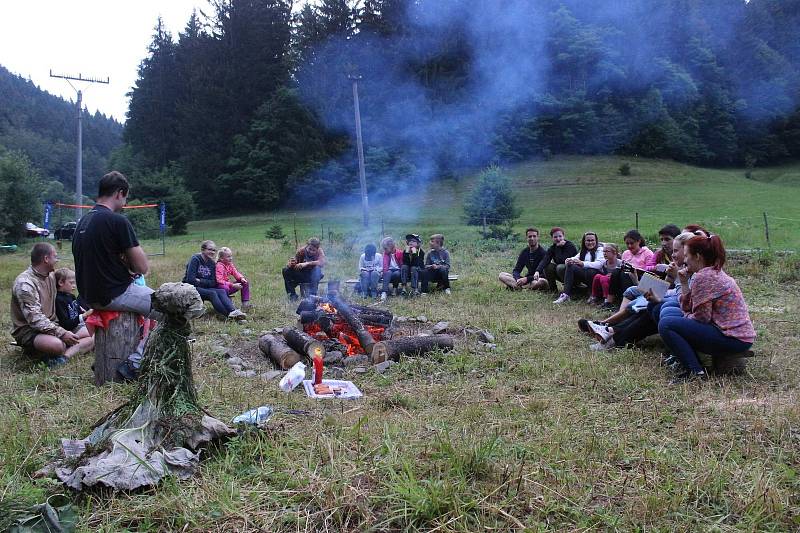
283, 327, 325, 358
331, 295, 376, 355
371, 335, 454, 364
258, 334, 303, 370
356, 313, 393, 326
350, 304, 393, 319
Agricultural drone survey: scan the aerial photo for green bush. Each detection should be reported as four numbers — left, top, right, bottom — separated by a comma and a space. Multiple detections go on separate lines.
124, 203, 161, 240
463, 166, 520, 239
265, 224, 286, 239
619, 162, 632, 175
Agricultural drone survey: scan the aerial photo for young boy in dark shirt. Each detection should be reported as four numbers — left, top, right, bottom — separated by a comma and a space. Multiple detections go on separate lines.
54, 268, 94, 340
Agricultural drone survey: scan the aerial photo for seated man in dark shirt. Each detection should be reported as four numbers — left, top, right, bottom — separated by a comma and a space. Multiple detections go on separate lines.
282, 238, 326, 300
72, 171, 157, 318
536, 227, 579, 291
499, 227, 549, 290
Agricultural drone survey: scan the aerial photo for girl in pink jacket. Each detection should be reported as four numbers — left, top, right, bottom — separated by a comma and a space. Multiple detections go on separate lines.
216, 247, 251, 310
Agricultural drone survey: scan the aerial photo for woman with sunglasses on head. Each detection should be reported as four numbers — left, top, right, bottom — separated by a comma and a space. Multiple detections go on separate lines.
554, 231, 604, 304
658, 233, 754, 383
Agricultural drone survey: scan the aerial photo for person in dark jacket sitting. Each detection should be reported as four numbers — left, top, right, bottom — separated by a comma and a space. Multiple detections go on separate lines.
536, 227, 579, 292
499, 227, 548, 290
183, 240, 246, 320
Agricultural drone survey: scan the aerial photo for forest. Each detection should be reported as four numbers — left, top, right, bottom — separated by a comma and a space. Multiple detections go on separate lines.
3, 0, 800, 233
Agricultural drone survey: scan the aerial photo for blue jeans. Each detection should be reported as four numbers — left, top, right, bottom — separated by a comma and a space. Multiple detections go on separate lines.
195, 287, 236, 316
382, 270, 402, 293
282, 266, 323, 296
658, 316, 752, 373
401, 265, 423, 290
359, 270, 380, 296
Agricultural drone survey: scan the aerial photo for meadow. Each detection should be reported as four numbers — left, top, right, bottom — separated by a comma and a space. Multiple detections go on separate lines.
1, 156, 799, 531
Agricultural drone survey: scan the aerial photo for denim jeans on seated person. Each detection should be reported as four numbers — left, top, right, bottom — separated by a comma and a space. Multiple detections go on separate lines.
359, 270, 380, 296
282, 265, 323, 297
401, 265, 422, 290
658, 316, 752, 373
382, 269, 402, 293
195, 287, 236, 316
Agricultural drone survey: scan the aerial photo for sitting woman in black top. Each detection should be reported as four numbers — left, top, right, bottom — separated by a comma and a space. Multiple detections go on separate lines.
183, 240, 246, 320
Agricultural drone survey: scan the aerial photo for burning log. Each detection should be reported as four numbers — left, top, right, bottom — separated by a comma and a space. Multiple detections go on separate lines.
283, 327, 325, 359
356, 312, 393, 327
371, 335, 455, 364
331, 295, 376, 355
349, 304, 393, 318
259, 334, 303, 370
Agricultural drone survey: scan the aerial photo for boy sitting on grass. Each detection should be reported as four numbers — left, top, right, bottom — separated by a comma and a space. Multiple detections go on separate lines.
422, 234, 451, 295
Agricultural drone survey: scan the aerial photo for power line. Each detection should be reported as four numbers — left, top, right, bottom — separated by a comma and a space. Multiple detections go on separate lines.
49, 70, 109, 220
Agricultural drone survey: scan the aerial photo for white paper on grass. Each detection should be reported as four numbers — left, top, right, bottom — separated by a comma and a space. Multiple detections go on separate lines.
638, 272, 670, 300
303, 379, 363, 399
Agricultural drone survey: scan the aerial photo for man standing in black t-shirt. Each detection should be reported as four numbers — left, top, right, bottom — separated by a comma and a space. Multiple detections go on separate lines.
73, 171, 155, 317
498, 227, 549, 290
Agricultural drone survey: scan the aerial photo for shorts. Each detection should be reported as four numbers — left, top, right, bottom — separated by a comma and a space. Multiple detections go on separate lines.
12, 328, 38, 352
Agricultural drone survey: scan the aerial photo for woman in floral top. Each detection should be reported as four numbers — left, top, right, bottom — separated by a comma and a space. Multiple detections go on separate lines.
658, 234, 755, 383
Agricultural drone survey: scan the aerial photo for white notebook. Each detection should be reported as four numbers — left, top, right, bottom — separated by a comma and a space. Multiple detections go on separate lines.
638, 272, 670, 300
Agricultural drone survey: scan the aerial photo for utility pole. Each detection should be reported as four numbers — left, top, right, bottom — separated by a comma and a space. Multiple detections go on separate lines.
349, 74, 369, 228
50, 70, 109, 220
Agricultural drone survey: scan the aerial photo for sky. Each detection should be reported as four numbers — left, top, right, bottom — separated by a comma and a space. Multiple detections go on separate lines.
0, 0, 213, 122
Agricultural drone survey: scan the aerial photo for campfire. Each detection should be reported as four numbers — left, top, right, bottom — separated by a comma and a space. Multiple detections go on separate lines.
258, 293, 456, 370
298, 296, 389, 356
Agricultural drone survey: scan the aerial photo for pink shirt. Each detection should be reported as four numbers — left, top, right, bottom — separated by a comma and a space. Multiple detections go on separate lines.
621, 246, 654, 269
216, 261, 244, 291
680, 267, 755, 343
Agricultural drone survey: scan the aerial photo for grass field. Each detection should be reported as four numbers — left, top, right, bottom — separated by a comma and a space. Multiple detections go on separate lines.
2, 155, 800, 531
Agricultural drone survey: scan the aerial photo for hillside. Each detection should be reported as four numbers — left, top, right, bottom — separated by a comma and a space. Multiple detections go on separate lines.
0, 65, 123, 191
190, 155, 800, 252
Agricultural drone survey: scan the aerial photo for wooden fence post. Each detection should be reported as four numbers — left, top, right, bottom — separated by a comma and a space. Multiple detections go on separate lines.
763, 212, 771, 247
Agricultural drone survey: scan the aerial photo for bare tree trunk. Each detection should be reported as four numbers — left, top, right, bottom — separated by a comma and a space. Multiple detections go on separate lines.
94, 312, 140, 386
371, 335, 454, 364
259, 334, 303, 370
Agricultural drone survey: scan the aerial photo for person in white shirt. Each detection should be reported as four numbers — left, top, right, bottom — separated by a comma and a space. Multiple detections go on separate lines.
357, 243, 382, 298
554, 231, 604, 304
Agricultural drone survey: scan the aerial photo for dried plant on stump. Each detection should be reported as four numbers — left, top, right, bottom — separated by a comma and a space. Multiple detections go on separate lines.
51, 283, 236, 491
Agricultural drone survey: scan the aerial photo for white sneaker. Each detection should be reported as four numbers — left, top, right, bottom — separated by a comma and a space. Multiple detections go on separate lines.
553, 293, 570, 304
444, 288, 451, 295
380, 292, 387, 301
590, 337, 616, 351
228, 309, 247, 320
588, 321, 613, 342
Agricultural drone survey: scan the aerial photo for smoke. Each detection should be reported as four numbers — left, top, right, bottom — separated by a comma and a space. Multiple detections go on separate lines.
294, 0, 800, 211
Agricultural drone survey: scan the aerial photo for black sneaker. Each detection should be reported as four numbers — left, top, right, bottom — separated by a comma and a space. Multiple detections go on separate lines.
116, 360, 140, 382
45, 356, 68, 369
670, 370, 708, 385
660, 354, 677, 367
578, 319, 591, 334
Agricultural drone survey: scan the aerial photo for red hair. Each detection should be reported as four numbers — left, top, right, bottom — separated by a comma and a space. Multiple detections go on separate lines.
550, 227, 565, 236
685, 234, 726, 270
683, 224, 710, 237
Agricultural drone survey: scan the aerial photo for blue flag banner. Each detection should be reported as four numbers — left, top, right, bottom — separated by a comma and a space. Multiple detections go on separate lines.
160, 203, 166, 232
43, 203, 52, 230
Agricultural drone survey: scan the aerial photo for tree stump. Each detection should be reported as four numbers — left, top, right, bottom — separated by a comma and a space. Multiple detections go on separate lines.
711, 351, 751, 375
94, 312, 140, 386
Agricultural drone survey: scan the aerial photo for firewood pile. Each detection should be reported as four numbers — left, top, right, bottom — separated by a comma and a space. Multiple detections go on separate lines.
258, 294, 457, 371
